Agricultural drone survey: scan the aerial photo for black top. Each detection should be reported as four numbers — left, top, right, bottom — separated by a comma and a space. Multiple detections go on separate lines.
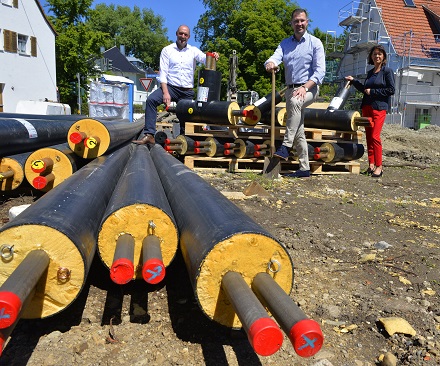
352, 66, 395, 111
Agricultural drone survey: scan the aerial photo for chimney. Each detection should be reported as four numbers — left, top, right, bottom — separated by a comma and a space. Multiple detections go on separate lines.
120, 45, 125, 55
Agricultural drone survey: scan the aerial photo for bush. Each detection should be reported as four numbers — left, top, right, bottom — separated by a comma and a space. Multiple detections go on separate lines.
133, 104, 144, 113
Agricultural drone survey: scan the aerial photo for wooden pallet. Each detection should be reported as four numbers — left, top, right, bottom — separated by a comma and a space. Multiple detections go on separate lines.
184, 155, 360, 175
183, 122, 362, 143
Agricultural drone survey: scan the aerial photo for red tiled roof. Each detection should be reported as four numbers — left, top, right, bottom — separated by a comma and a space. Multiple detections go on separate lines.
376, 0, 440, 58
423, 3, 440, 22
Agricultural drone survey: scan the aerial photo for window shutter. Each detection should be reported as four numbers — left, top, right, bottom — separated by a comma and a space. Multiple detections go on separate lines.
31, 36, 37, 57
4, 30, 18, 53
13, 0, 18, 8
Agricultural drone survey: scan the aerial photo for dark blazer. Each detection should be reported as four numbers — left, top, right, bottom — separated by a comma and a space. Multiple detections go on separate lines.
352, 66, 395, 111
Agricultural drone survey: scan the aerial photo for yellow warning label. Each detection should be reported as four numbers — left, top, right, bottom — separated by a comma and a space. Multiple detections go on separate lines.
188, 108, 194, 114
32, 160, 45, 170
199, 78, 204, 84
86, 137, 98, 149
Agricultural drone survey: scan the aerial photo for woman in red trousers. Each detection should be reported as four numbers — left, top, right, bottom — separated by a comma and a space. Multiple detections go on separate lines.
345, 45, 395, 178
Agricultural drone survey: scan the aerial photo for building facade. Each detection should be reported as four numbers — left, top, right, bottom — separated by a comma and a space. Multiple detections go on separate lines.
0, 0, 57, 112
328, 0, 440, 128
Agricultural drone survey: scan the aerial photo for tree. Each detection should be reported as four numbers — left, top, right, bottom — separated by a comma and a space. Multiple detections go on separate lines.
46, 0, 108, 111
88, 4, 169, 69
194, 0, 299, 99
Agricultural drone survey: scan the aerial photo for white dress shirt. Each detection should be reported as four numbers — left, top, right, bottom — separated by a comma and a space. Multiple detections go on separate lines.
158, 43, 206, 88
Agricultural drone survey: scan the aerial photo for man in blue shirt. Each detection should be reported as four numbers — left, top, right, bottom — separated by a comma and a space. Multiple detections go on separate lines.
265, 8, 325, 178
134, 25, 219, 145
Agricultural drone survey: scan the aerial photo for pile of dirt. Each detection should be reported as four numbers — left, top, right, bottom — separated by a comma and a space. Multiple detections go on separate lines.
381, 124, 440, 166
0, 123, 439, 366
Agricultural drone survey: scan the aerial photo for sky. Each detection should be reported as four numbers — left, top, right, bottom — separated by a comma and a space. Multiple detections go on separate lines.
42, 0, 345, 48
141, 0, 345, 45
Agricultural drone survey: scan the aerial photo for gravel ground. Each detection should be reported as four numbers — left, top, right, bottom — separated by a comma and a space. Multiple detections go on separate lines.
0, 123, 439, 366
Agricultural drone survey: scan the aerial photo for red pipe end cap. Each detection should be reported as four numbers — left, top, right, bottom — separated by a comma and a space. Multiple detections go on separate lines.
253, 151, 261, 157
194, 148, 201, 154
32, 176, 48, 190
0, 336, 6, 356
110, 258, 134, 285
142, 258, 165, 285
0, 291, 22, 329
164, 139, 171, 145
224, 150, 231, 156
248, 317, 283, 356
289, 319, 324, 358
313, 154, 320, 160
31, 163, 46, 174
69, 132, 84, 144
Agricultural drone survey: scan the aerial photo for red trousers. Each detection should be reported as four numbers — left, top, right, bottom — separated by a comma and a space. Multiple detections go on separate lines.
362, 105, 386, 167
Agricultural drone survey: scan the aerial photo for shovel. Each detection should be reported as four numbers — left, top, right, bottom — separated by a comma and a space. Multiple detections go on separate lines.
262, 68, 281, 178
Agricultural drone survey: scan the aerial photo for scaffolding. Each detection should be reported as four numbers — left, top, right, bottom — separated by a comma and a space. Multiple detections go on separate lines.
325, 1, 440, 128
392, 31, 440, 127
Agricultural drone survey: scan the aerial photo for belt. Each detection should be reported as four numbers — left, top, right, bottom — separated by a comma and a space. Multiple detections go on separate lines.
169, 85, 193, 91
287, 84, 304, 89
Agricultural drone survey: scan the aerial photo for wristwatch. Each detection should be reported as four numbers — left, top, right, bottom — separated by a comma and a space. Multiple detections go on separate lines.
302, 85, 309, 92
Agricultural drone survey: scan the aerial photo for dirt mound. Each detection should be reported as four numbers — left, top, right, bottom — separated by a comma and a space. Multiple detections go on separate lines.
381, 124, 440, 166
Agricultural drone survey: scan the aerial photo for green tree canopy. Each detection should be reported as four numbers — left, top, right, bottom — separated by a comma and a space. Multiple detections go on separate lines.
88, 4, 169, 69
45, 0, 170, 111
46, 0, 108, 111
194, 0, 299, 98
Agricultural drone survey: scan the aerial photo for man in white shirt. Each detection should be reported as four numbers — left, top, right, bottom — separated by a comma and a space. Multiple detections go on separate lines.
134, 25, 219, 145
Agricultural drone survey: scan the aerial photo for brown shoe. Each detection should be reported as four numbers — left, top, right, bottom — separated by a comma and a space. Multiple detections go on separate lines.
133, 133, 155, 145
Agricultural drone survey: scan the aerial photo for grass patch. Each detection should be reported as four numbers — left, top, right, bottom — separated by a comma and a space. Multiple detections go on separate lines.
240, 169, 282, 190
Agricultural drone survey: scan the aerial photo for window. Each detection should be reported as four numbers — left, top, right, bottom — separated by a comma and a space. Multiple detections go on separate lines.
17, 34, 27, 54
403, 0, 416, 7
2, 30, 36, 56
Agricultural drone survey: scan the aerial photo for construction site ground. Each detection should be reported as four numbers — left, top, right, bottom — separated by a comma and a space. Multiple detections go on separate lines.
0, 123, 440, 366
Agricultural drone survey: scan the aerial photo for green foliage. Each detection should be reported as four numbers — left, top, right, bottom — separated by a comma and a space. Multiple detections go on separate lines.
46, 0, 93, 25
195, 0, 299, 99
133, 104, 145, 113
46, 0, 168, 112
319, 84, 338, 102
88, 4, 169, 69
47, 0, 107, 111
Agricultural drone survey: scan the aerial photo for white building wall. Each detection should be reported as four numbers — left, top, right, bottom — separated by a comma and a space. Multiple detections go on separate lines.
335, 1, 440, 129
0, 0, 56, 112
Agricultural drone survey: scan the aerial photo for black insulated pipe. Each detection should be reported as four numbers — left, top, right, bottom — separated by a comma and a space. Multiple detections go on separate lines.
0, 118, 75, 156
149, 144, 293, 332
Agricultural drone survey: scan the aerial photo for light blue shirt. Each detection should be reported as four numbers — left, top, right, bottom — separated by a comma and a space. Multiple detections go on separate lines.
266, 32, 326, 86
159, 43, 206, 88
